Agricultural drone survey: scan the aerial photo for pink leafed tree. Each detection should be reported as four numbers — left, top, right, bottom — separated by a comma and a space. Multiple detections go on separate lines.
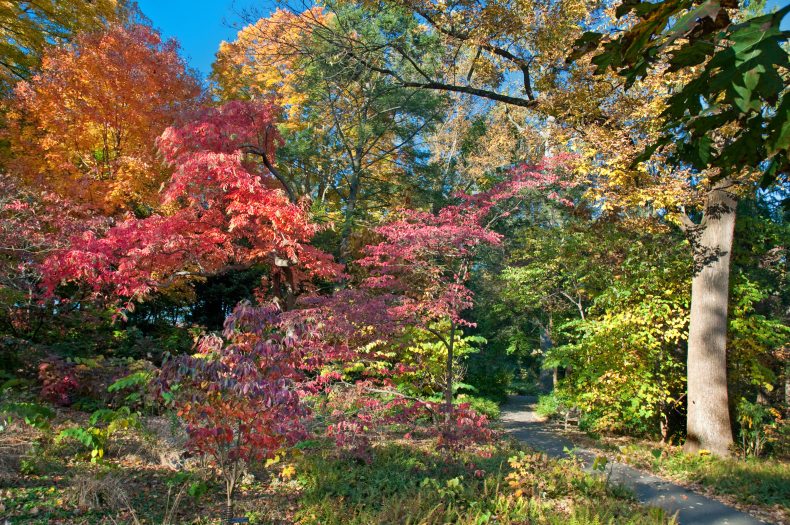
44, 100, 341, 312
158, 301, 311, 520
313, 158, 576, 428
0, 175, 107, 337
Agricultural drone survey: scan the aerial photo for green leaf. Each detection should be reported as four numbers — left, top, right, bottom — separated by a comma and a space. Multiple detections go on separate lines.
668, 40, 714, 70
568, 31, 604, 62
108, 370, 152, 393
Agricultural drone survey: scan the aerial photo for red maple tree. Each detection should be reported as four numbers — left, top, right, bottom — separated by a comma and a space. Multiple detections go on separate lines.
45, 100, 341, 312
158, 301, 310, 519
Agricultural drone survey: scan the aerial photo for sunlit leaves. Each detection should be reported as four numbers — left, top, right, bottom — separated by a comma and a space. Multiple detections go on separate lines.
6, 24, 202, 213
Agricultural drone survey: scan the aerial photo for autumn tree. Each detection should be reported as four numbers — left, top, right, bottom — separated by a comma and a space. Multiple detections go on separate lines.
0, 0, 126, 93
6, 23, 203, 214
213, 4, 445, 259
159, 302, 309, 521
575, 2, 790, 456
45, 100, 341, 312
0, 175, 106, 339
280, 0, 604, 109
352, 161, 572, 421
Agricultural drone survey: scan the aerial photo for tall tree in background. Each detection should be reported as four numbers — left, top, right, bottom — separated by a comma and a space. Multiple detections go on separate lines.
575, 3, 790, 455
6, 23, 203, 215
0, 0, 125, 93
212, 4, 445, 260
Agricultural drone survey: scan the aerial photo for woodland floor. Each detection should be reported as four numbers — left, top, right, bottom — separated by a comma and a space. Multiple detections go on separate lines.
501, 396, 784, 525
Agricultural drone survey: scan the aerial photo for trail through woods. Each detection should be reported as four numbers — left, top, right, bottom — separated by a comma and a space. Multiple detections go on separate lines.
501, 396, 770, 525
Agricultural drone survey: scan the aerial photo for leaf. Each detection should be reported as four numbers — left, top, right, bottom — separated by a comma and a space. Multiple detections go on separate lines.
663, 0, 722, 47
568, 32, 604, 62
668, 40, 714, 70
108, 371, 152, 392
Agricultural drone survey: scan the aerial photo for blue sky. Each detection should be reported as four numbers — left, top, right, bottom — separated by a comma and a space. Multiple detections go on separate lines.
139, 0, 789, 79
137, 0, 277, 78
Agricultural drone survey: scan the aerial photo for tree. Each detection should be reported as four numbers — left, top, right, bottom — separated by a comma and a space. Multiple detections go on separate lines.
158, 302, 309, 521
6, 23, 203, 214
277, 0, 604, 108
0, 175, 105, 338
356, 160, 573, 421
213, 4, 445, 259
574, 1, 790, 455
0, 0, 124, 93
44, 100, 341, 312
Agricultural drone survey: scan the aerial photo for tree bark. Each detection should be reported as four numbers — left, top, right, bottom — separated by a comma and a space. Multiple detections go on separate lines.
684, 178, 737, 457
444, 321, 456, 424
538, 321, 555, 392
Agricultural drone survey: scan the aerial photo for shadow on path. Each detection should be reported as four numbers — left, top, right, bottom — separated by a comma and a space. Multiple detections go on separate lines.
501, 396, 770, 525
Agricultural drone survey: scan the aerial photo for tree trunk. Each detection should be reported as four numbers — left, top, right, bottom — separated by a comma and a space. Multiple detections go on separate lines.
224, 478, 236, 525
538, 322, 555, 392
339, 171, 361, 264
444, 321, 456, 424
684, 179, 737, 457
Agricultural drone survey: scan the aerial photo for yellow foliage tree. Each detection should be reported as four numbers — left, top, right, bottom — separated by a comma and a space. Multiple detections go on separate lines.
0, 0, 124, 93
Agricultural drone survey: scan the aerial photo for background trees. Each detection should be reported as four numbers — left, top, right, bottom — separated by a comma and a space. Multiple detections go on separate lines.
0, 0, 124, 94
213, 4, 445, 260
6, 23, 202, 215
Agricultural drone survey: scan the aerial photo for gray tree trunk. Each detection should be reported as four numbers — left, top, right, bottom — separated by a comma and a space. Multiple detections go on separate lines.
683, 179, 737, 457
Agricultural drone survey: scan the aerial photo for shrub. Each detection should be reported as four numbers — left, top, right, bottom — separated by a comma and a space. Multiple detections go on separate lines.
38, 359, 80, 406
158, 302, 308, 520
56, 406, 141, 463
536, 393, 561, 419
456, 394, 500, 420
736, 397, 783, 457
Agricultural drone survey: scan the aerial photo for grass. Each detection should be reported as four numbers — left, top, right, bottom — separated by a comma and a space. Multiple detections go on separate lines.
591, 441, 789, 517
1, 415, 677, 524
290, 439, 674, 525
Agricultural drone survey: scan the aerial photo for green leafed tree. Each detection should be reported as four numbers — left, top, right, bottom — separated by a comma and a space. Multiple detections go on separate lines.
573, 0, 789, 455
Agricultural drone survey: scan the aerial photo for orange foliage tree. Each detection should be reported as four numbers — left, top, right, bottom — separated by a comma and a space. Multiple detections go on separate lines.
6, 23, 202, 215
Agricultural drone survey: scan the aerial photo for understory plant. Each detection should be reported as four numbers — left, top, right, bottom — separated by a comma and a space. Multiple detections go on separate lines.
158, 302, 309, 521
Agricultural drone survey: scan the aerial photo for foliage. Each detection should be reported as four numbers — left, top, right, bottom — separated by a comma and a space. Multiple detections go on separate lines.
455, 395, 501, 420
615, 442, 789, 510
576, 1, 790, 184
56, 406, 141, 463
506, 451, 589, 500
213, 3, 446, 257
157, 301, 309, 512
0, 0, 124, 93
547, 237, 689, 436
0, 175, 104, 340
352, 161, 573, 417
0, 401, 54, 431
44, 99, 341, 309
108, 369, 156, 410
315, 381, 494, 458
38, 358, 82, 407
535, 393, 563, 419
293, 441, 673, 524
6, 23, 203, 213
735, 398, 784, 458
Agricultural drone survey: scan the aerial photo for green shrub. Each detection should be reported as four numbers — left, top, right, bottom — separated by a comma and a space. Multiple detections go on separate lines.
56, 406, 141, 463
536, 393, 561, 418
735, 398, 782, 457
456, 394, 500, 419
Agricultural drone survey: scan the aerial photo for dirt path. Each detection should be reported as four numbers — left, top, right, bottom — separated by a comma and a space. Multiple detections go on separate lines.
501, 396, 772, 525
